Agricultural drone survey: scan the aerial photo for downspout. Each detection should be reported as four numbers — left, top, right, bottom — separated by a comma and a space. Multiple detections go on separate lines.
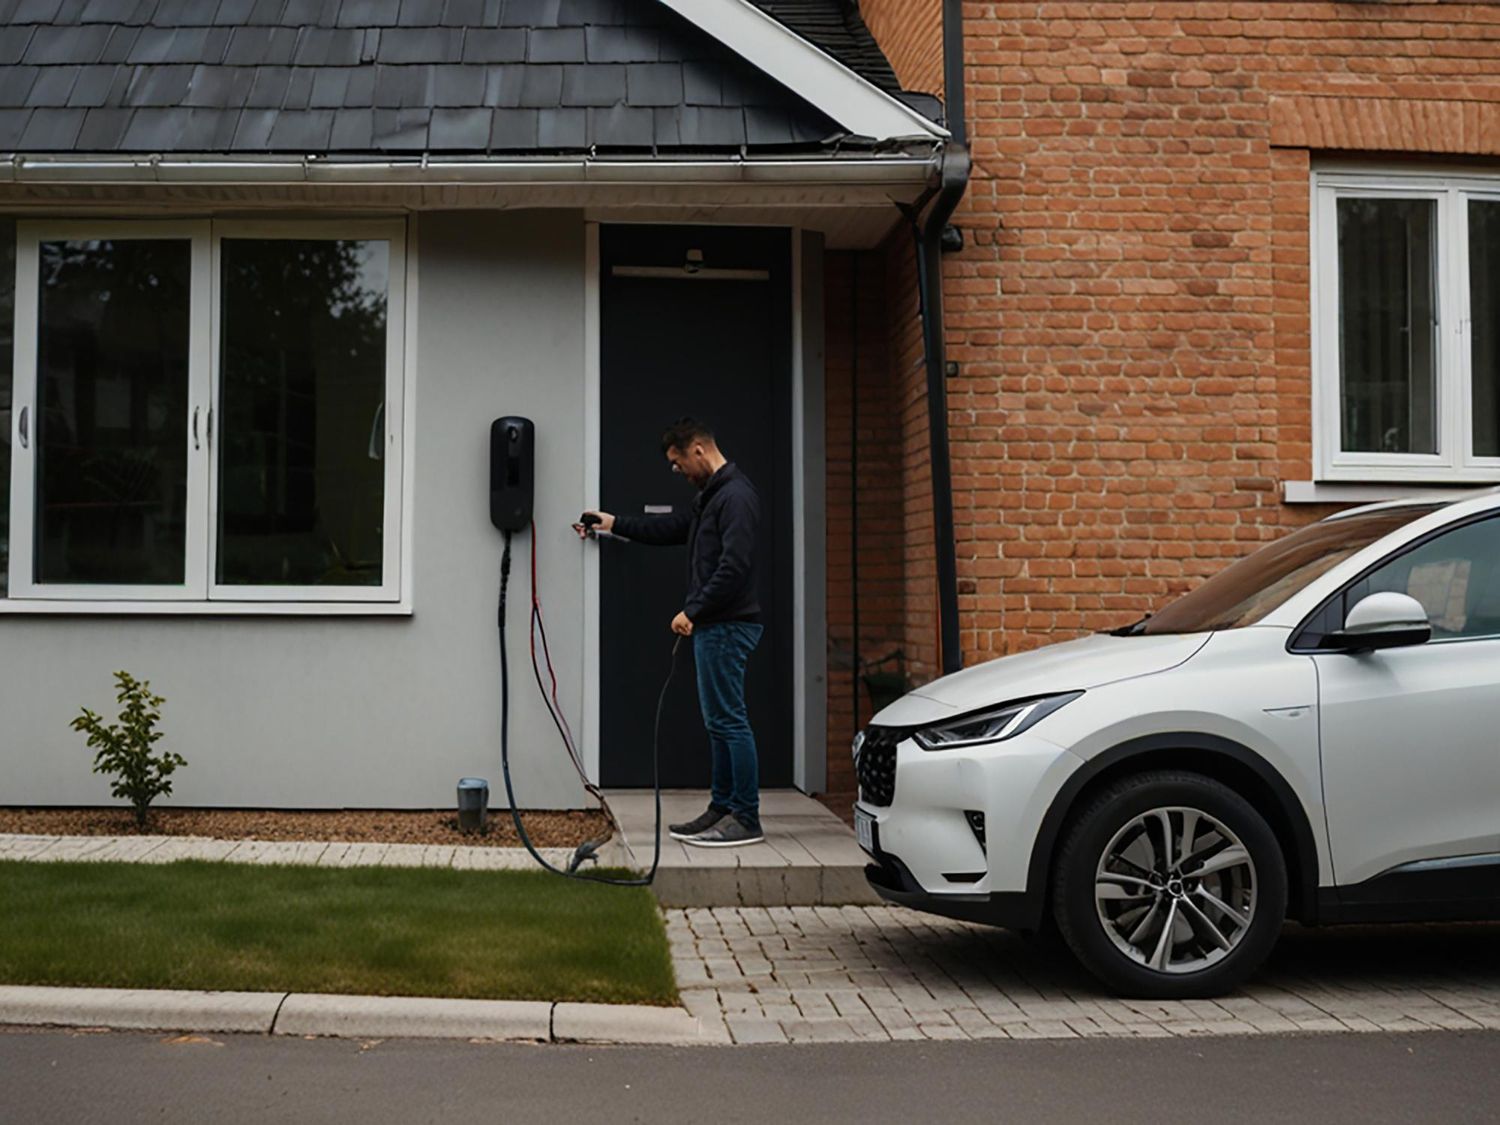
912, 0, 969, 676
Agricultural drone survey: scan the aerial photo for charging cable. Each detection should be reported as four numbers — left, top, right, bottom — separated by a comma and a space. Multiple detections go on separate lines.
496, 526, 672, 886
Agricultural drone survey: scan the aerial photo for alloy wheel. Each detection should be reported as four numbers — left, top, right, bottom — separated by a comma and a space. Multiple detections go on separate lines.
1093, 805, 1257, 975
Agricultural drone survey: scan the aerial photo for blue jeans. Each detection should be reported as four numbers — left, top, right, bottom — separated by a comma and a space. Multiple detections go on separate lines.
693, 621, 763, 830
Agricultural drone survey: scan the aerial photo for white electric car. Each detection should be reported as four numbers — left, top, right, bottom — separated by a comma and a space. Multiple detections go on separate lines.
855, 489, 1500, 997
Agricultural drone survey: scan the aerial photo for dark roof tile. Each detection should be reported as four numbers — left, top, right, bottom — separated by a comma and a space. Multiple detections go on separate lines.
536, 105, 583, 149
372, 64, 431, 107
212, 0, 257, 25
488, 106, 535, 149
118, 105, 185, 148
516, 64, 560, 107
232, 106, 277, 147
184, 65, 257, 107
460, 28, 525, 64
371, 106, 428, 149
650, 105, 677, 147
582, 24, 655, 64
588, 103, 651, 148
431, 64, 484, 106
343, 64, 375, 104
292, 27, 362, 65
0, 67, 41, 106
308, 67, 350, 107
745, 104, 792, 145
681, 60, 719, 105
0, 109, 34, 148
429, 105, 490, 149
266, 107, 333, 148
439, 0, 484, 26
283, 65, 314, 108
528, 27, 584, 64
484, 67, 524, 107
177, 106, 241, 148
336, 0, 401, 28
75, 105, 132, 147
625, 63, 681, 108
29, 64, 80, 105
560, 63, 623, 108
13, 0, 63, 20
376, 26, 461, 63
500, 0, 561, 29
19, 105, 85, 148
244, 65, 292, 106
0, 26, 36, 65
678, 105, 744, 147
96, 25, 138, 62
124, 64, 195, 106
66, 63, 119, 105
225, 26, 302, 66
330, 106, 374, 148
23, 24, 112, 64
247, 0, 288, 22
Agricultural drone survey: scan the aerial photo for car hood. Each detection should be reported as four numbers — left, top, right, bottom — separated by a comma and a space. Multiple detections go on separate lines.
872, 632, 1212, 728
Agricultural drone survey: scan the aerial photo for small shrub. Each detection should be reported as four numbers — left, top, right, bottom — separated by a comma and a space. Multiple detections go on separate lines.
70, 671, 186, 830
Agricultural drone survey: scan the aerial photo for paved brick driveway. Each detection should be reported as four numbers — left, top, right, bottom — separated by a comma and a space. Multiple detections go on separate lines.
669, 906, 1500, 1045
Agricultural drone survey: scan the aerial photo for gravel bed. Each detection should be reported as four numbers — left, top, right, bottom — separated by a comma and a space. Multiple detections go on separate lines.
0, 807, 611, 848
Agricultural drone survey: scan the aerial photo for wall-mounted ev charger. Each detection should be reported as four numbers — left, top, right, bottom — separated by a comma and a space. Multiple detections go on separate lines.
490, 416, 535, 533
487, 415, 670, 886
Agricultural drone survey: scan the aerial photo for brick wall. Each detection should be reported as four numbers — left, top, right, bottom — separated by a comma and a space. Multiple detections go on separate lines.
821, 1, 1500, 797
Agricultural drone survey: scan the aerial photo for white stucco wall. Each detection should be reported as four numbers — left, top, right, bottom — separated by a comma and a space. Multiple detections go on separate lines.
1, 210, 597, 809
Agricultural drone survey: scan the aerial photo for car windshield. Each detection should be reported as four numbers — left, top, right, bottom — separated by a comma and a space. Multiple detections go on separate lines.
1138, 504, 1444, 635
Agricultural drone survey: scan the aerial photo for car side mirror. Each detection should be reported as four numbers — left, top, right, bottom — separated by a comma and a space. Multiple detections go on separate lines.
1326, 592, 1432, 653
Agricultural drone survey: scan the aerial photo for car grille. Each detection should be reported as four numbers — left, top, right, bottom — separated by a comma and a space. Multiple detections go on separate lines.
856, 727, 901, 807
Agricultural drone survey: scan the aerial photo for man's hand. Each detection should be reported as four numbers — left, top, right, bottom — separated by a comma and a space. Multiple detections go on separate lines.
671, 611, 694, 636
574, 510, 615, 539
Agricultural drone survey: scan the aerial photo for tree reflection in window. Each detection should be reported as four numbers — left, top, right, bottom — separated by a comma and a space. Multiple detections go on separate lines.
217, 239, 388, 587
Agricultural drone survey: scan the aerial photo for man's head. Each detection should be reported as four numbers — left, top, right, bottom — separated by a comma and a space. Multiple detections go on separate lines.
661, 417, 724, 488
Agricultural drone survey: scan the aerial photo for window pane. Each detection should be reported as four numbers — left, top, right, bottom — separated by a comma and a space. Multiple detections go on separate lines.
35, 238, 191, 585
1344, 516, 1500, 640
217, 239, 388, 587
1471, 199, 1500, 458
1337, 197, 1438, 455
0, 221, 13, 596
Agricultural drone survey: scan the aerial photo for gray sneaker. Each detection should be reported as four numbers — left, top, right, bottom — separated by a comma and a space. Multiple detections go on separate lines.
684, 817, 765, 848
669, 806, 729, 841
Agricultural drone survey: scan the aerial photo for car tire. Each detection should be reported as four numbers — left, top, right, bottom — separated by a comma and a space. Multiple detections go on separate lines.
1051, 770, 1287, 999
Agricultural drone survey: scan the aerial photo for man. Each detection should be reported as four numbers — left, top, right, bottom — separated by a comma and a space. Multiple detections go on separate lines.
579, 418, 765, 847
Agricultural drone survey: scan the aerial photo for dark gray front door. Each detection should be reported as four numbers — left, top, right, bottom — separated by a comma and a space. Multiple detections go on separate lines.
598, 225, 793, 789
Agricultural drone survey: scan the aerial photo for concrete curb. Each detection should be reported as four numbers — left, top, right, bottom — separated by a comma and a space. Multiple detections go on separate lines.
0, 986, 284, 1034
0, 986, 725, 1046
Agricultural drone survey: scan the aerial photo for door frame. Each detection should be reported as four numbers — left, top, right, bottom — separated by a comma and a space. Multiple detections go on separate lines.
580, 221, 827, 793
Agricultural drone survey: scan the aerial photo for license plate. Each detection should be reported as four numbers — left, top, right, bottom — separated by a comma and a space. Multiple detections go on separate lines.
854, 808, 875, 856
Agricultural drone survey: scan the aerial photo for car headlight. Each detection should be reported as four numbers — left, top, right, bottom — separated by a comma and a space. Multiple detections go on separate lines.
912, 692, 1082, 751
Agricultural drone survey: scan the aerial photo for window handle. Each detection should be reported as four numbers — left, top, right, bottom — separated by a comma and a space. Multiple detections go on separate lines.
192, 406, 201, 451
368, 401, 385, 461
206, 408, 213, 450
18, 405, 27, 449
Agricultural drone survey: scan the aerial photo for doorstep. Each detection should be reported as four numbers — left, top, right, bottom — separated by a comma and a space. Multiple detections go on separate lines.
604, 789, 880, 908
0, 985, 724, 1046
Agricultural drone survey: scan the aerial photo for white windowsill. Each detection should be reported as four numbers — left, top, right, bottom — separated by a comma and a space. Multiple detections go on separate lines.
1282, 480, 1500, 505
0, 599, 413, 616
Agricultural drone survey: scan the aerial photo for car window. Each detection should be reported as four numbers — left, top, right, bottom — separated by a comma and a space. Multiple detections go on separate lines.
1344, 515, 1500, 641
1140, 505, 1441, 635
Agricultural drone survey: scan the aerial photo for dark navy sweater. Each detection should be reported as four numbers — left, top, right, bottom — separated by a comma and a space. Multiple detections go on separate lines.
612, 462, 761, 625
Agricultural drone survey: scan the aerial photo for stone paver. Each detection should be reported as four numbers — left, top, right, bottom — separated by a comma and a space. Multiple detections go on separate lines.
669, 905, 1500, 1046
0, 834, 574, 870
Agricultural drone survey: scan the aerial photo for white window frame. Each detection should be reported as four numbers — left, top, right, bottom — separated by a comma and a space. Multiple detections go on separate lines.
1313, 169, 1500, 484
5, 218, 411, 613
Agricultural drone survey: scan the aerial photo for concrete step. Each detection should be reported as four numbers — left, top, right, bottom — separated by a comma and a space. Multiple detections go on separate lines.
604, 789, 880, 908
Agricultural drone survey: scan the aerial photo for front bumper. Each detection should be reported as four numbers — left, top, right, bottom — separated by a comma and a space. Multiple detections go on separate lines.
855, 730, 1081, 931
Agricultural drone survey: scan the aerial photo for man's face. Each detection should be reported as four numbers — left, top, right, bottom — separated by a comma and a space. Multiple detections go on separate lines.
667, 442, 713, 488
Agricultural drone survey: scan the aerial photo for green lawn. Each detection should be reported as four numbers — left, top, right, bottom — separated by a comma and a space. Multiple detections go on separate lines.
0, 861, 677, 1006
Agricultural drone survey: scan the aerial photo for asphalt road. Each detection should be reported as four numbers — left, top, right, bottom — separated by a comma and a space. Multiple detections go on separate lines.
4, 1027, 1498, 1124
